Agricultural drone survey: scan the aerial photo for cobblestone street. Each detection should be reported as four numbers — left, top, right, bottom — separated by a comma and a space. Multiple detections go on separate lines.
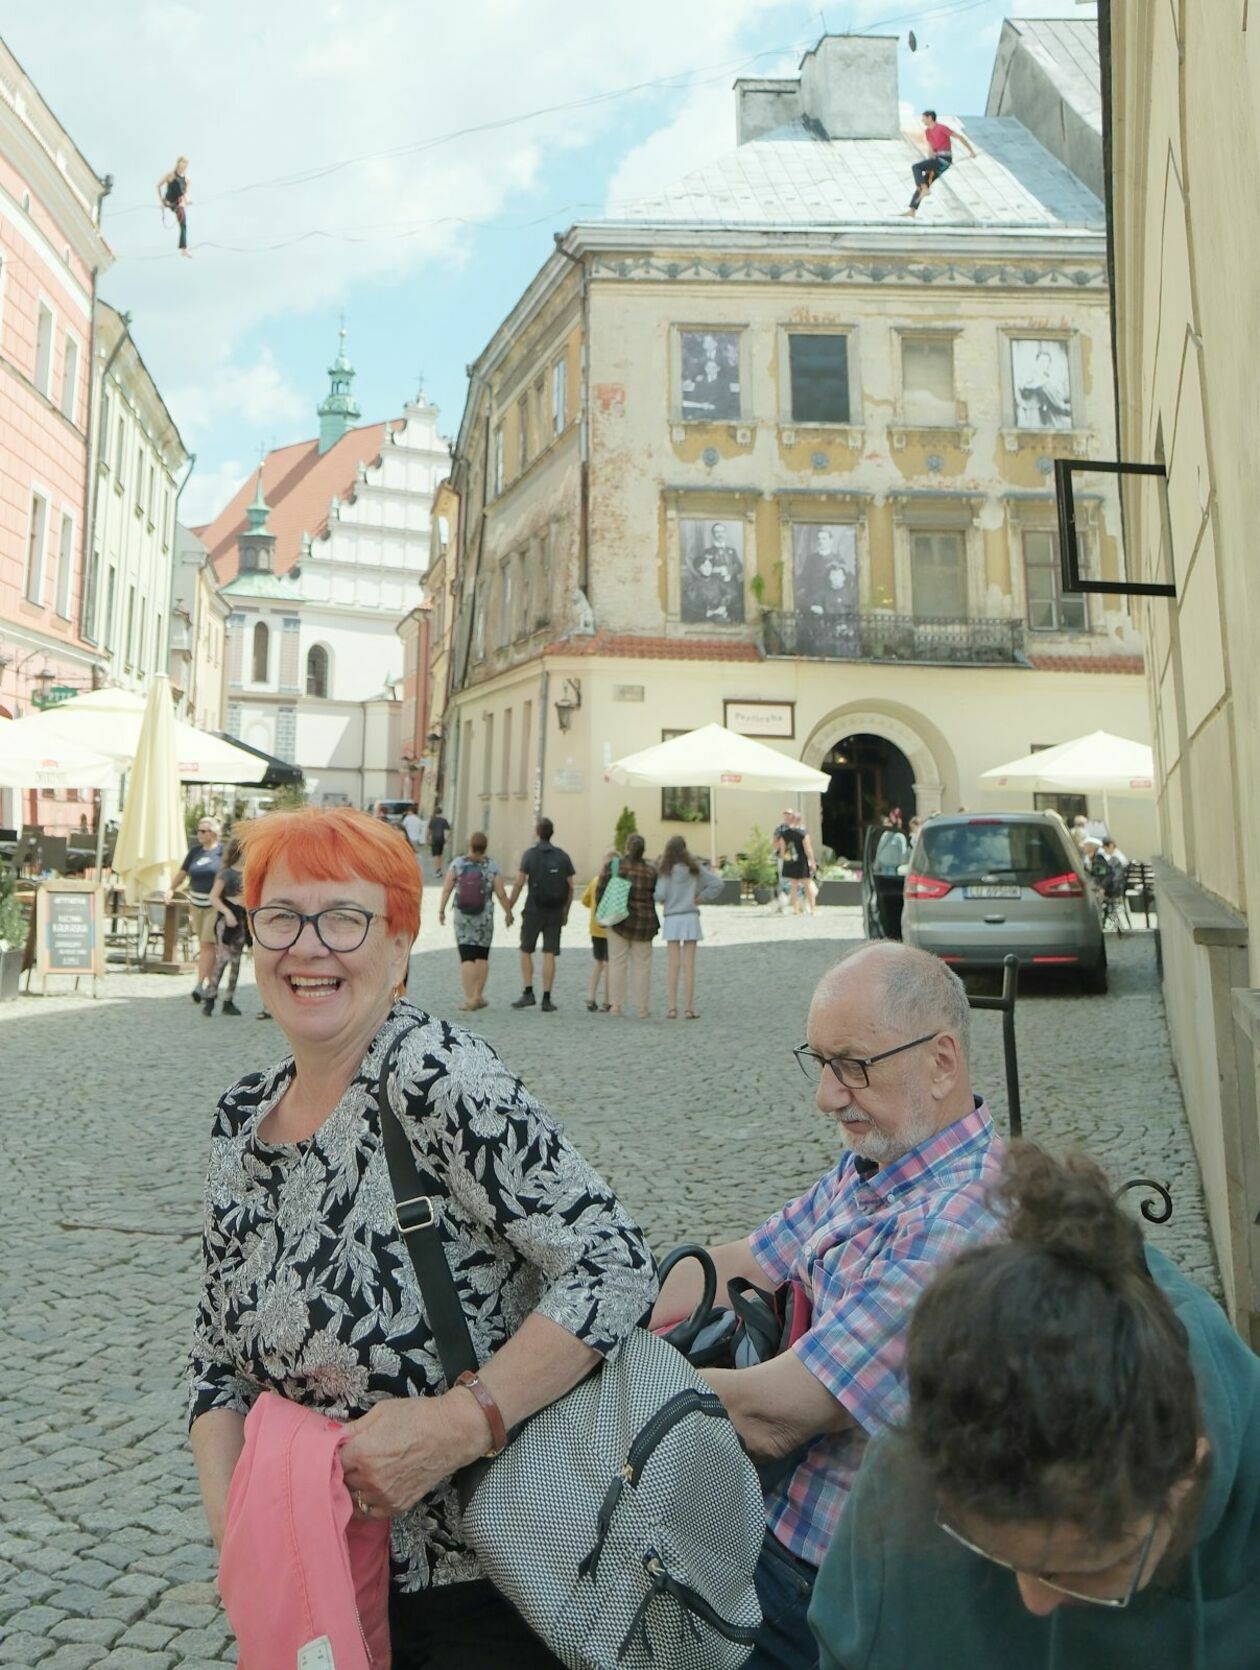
0, 907, 1216, 1665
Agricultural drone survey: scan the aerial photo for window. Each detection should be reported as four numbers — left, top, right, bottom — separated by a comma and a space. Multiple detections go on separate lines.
515, 551, 530, 640
533, 377, 546, 447
901, 337, 955, 425
679, 329, 741, 421
493, 427, 505, 496
135, 447, 144, 511
306, 643, 329, 697
147, 464, 156, 525
472, 582, 487, 662
497, 560, 513, 648
24, 491, 49, 604
481, 713, 495, 796
104, 567, 117, 650
910, 531, 967, 618
535, 530, 552, 626
517, 394, 529, 471
154, 613, 163, 667
60, 333, 79, 421
520, 701, 533, 793
501, 707, 513, 794
788, 333, 850, 424
252, 621, 270, 683
34, 303, 53, 395
1034, 791, 1088, 824
114, 415, 125, 484
55, 511, 74, 618
1010, 337, 1074, 430
661, 729, 711, 824
163, 488, 172, 550
125, 585, 136, 667
680, 517, 745, 625
1024, 530, 1087, 631
552, 356, 567, 434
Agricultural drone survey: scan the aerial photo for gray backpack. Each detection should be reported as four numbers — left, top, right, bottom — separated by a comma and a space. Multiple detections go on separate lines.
378, 1041, 765, 1669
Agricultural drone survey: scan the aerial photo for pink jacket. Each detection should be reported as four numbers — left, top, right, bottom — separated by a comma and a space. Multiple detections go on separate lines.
219, 1392, 392, 1669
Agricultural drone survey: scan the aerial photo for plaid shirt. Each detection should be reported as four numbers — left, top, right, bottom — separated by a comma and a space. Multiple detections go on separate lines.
597, 858, 659, 941
749, 1099, 1005, 1568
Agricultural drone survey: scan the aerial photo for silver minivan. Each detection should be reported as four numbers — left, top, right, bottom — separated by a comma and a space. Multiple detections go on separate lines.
901, 810, 1107, 992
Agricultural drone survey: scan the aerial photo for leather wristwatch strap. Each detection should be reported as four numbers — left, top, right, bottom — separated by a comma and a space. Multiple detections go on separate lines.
455, 1370, 508, 1457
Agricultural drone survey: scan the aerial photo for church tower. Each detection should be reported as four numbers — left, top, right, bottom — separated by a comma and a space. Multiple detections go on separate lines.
236, 470, 276, 572
317, 325, 362, 454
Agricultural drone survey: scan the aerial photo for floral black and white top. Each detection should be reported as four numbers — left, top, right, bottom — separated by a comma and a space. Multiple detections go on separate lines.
187, 1001, 657, 1591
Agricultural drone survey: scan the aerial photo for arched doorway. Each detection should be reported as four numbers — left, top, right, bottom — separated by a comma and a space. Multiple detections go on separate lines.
820, 734, 916, 861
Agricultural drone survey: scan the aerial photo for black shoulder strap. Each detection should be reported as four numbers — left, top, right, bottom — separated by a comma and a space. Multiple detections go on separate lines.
376, 1028, 479, 1386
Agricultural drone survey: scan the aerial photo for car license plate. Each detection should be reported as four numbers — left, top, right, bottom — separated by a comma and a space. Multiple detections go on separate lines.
964, 885, 1020, 899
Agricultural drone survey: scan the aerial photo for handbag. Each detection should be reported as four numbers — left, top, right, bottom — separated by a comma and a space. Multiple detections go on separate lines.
595, 857, 631, 928
375, 1035, 765, 1670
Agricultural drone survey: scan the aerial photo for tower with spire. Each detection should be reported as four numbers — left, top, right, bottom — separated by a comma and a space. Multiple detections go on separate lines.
236, 468, 276, 572
318, 325, 362, 454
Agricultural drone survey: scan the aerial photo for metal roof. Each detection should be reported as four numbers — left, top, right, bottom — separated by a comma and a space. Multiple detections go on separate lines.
605, 115, 1102, 234
996, 18, 1102, 132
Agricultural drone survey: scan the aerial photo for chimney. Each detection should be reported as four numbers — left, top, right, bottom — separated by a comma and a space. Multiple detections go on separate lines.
800, 36, 900, 139
736, 35, 902, 146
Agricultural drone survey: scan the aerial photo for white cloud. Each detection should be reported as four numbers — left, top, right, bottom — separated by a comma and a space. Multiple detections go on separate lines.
170, 349, 307, 436
181, 457, 251, 528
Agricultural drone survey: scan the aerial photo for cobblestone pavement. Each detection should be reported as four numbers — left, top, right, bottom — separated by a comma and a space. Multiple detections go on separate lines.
0, 902, 1216, 1665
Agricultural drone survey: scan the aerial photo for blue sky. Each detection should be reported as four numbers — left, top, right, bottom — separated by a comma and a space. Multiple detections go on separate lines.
1, 0, 1093, 522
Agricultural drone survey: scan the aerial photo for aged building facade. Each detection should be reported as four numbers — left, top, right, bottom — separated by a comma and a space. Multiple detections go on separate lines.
169, 523, 228, 734
1107, 0, 1260, 1342
433, 31, 1151, 879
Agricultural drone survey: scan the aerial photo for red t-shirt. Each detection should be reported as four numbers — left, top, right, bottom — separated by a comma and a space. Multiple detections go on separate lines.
924, 122, 953, 154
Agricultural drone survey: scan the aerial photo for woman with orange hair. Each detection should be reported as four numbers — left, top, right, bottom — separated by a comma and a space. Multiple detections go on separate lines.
186, 806, 655, 1667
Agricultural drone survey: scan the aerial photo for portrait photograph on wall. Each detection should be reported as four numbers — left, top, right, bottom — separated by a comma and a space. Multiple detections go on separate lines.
792, 523, 859, 656
1011, 337, 1073, 430
679, 330, 742, 421
680, 517, 745, 624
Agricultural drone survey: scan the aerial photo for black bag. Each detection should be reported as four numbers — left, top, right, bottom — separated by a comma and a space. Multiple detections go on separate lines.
531, 846, 571, 909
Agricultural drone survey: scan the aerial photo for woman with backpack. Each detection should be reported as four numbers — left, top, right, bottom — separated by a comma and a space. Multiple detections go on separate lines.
438, 832, 513, 1011
654, 834, 722, 1020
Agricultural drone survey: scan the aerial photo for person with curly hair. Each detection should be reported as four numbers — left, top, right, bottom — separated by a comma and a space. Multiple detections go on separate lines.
810, 1144, 1260, 1669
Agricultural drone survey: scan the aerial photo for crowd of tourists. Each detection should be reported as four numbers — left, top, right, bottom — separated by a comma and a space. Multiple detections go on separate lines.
182, 803, 1259, 1670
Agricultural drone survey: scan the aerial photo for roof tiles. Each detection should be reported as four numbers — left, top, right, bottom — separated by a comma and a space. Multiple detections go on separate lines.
544, 632, 763, 662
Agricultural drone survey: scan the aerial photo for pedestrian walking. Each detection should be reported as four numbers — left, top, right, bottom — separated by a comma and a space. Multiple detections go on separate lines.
188, 804, 656, 1669
402, 802, 426, 859
506, 817, 574, 1012
775, 809, 816, 915
597, 833, 658, 1018
812, 1144, 1260, 1670
167, 815, 223, 1003
654, 833, 721, 1020
157, 155, 191, 255
427, 805, 450, 879
579, 853, 616, 1012
438, 831, 513, 1011
201, 839, 248, 1017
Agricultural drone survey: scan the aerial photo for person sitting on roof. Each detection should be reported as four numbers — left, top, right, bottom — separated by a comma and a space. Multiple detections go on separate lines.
904, 111, 975, 217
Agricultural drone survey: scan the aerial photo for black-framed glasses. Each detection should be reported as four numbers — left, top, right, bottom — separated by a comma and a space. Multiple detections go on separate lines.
248, 905, 377, 952
934, 1507, 1160, 1609
792, 1032, 939, 1089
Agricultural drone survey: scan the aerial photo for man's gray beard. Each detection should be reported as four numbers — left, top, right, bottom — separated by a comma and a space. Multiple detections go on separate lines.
839, 1093, 940, 1166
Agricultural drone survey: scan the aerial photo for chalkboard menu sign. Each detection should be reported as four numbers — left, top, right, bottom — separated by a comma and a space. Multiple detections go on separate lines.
35, 881, 104, 989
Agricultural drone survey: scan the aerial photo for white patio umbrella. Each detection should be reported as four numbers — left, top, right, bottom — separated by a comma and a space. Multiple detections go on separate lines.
606, 723, 829, 864
980, 729, 1155, 831
0, 727, 116, 792
110, 677, 188, 903
4, 686, 270, 785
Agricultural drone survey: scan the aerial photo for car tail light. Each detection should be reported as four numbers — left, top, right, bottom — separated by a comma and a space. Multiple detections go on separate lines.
1032, 872, 1085, 898
904, 873, 952, 900
1033, 955, 1079, 964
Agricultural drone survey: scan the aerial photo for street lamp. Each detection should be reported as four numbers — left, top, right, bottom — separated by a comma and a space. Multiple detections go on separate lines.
33, 666, 56, 707
553, 678, 582, 734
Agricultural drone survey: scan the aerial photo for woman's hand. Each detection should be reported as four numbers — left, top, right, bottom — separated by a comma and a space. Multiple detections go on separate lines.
438, 909, 445, 926
340, 1392, 485, 1517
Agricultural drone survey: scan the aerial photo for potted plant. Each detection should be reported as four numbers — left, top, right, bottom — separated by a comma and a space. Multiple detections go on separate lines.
709, 858, 743, 906
739, 827, 778, 904
0, 866, 27, 1002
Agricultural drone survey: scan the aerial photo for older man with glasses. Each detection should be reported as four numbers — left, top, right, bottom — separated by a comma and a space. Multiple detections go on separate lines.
652, 940, 1006, 1670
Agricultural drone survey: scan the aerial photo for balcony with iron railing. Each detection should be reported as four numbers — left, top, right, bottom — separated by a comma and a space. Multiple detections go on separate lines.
761, 610, 1028, 666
